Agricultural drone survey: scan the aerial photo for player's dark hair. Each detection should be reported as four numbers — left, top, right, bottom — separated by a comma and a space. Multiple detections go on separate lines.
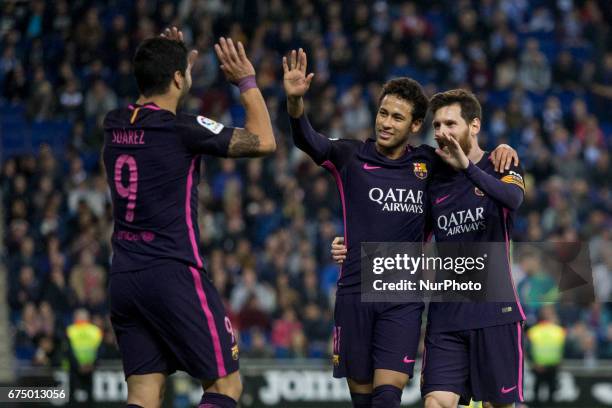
133, 37, 188, 97
378, 78, 428, 123
429, 89, 482, 124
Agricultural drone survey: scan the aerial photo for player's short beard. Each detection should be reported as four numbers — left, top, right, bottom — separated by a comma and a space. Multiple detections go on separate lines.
458, 128, 472, 155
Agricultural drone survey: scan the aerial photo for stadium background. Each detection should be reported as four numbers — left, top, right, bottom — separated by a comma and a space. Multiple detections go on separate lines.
0, 0, 610, 406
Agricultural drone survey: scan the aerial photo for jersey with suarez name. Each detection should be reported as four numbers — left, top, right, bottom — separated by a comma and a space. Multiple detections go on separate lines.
291, 115, 438, 295
427, 154, 526, 332
102, 103, 234, 274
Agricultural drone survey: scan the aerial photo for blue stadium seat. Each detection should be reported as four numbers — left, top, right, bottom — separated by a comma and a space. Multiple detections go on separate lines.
308, 342, 327, 358
229, 104, 246, 128
518, 34, 557, 62
0, 104, 26, 125
487, 90, 511, 109
538, 40, 558, 63
526, 91, 547, 112
240, 330, 253, 348
31, 120, 71, 151
14, 346, 35, 362
331, 73, 356, 96
424, 10, 448, 42
567, 45, 593, 62
274, 347, 290, 359
600, 122, 612, 140
555, 91, 577, 114
1, 121, 31, 157
81, 151, 101, 172
9, 310, 22, 326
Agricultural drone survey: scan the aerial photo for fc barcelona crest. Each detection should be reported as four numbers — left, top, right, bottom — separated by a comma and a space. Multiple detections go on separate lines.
413, 162, 428, 179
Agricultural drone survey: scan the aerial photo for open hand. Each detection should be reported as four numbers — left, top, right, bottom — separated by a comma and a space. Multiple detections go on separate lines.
283, 48, 314, 98
161, 26, 198, 74
214, 37, 255, 84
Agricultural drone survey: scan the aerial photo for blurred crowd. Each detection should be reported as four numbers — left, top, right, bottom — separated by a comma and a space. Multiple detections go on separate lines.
0, 0, 610, 370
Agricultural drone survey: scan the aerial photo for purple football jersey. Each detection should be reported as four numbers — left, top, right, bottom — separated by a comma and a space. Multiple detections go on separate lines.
427, 154, 526, 332
291, 115, 439, 294
103, 103, 234, 274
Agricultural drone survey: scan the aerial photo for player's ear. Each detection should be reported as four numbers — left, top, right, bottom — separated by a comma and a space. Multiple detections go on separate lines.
410, 118, 423, 133
173, 70, 184, 90
470, 118, 481, 137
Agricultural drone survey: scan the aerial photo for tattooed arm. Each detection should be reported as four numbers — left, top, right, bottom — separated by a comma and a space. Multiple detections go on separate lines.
223, 83, 276, 157
215, 36, 276, 157
227, 128, 264, 157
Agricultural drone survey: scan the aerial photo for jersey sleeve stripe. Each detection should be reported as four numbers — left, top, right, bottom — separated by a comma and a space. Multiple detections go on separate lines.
322, 160, 347, 281
186, 157, 204, 269
503, 208, 526, 321
517, 322, 525, 402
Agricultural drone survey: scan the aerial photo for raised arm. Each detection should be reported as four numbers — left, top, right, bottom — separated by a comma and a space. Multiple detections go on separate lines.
214, 37, 275, 157
284, 48, 315, 118
283, 48, 336, 163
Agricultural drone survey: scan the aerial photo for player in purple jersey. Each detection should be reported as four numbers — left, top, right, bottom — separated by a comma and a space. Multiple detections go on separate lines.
423, 89, 525, 408
284, 48, 431, 408
103, 27, 275, 408
283, 49, 517, 408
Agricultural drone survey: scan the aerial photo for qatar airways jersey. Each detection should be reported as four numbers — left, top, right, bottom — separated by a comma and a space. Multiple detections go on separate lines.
102, 103, 234, 274
427, 154, 526, 332
291, 115, 439, 294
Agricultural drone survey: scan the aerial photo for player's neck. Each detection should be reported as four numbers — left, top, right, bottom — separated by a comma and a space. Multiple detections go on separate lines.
467, 143, 484, 164
136, 95, 177, 114
375, 143, 407, 160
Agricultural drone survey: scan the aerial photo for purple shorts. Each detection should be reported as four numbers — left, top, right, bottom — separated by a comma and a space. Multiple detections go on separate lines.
332, 293, 424, 382
109, 262, 239, 380
421, 322, 525, 404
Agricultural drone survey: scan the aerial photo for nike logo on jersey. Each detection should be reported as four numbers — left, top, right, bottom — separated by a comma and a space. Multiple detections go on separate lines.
501, 385, 517, 394
403, 356, 416, 363
434, 194, 451, 205
363, 163, 382, 170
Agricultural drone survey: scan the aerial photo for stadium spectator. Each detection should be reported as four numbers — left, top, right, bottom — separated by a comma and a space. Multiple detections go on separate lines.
271, 306, 303, 357
66, 308, 102, 405
591, 52, 612, 117
9, 265, 41, 312
518, 250, 559, 325
69, 249, 105, 307
230, 266, 276, 315
593, 250, 612, 303
519, 39, 552, 92
527, 305, 567, 406
243, 328, 274, 358
14, 302, 40, 362
41, 265, 74, 317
